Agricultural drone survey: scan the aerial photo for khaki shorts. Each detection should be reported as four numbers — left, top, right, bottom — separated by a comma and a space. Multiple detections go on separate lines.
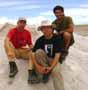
4, 41, 31, 60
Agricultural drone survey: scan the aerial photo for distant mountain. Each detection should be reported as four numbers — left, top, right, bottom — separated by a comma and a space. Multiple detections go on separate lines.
0, 23, 15, 38
74, 25, 88, 36
0, 22, 88, 40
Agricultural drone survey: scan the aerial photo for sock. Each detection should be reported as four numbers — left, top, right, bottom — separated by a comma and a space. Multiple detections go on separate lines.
9, 58, 16, 62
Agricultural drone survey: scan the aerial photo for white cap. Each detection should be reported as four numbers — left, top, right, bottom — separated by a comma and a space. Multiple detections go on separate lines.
18, 17, 26, 22
38, 20, 52, 30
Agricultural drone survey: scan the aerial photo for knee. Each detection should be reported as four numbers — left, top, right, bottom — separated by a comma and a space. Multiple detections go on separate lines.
35, 49, 45, 55
63, 32, 71, 39
35, 49, 46, 59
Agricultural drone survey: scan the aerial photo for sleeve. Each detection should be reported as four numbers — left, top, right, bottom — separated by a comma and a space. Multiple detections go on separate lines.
67, 17, 74, 25
52, 20, 57, 29
54, 36, 64, 53
7, 29, 15, 40
27, 31, 33, 45
32, 39, 41, 52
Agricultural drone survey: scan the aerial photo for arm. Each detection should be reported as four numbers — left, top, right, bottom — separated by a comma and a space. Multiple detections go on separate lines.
4, 29, 15, 49
45, 36, 64, 73
65, 17, 74, 33
59, 17, 74, 34
59, 24, 74, 34
65, 24, 74, 33
45, 53, 61, 74
50, 53, 61, 69
4, 28, 15, 49
4, 37, 15, 58
22, 31, 33, 50
4, 29, 16, 57
31, 38, 46, 74
4, 38, 10, 48
27, 31, 33, 49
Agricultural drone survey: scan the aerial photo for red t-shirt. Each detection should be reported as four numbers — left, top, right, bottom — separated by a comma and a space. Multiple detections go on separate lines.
7, 27, 32, 48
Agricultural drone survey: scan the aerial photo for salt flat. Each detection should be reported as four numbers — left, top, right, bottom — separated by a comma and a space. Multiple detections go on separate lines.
0, 23, 88, 90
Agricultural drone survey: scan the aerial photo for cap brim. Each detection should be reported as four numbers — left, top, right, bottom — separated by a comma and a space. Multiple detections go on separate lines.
18, 20, 26, 23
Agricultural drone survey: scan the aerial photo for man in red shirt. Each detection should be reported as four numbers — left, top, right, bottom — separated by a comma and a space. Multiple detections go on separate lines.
4, 17, 33, 79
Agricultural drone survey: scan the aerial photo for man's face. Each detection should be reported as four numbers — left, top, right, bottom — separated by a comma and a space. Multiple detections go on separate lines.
54, 9, 64, 19
41, 26, 53, 38
17, 20, 26, 30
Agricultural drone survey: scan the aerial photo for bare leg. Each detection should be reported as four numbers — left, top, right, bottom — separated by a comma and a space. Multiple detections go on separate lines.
63, 32, 71, 50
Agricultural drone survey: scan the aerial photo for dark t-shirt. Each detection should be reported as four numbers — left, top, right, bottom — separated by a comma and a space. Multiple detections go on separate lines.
32, 34, 64, 58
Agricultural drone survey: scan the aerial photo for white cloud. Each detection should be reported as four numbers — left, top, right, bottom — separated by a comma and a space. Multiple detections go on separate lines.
27, 16, 47, 26
65, 8, 88, 24
40, 11, 54, 16
40, 8, 88, 24
80, 4, 88, 8
0, 1, 48, 10
65, 8, 88, 16
0, 1, 29, 7
0, 16, 47, 26
1, 7, 88, 25
0, 17, 17, 24
7, 5, 43, 10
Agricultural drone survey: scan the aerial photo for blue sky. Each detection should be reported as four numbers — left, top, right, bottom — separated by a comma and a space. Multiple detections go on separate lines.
0, 0, 88, 25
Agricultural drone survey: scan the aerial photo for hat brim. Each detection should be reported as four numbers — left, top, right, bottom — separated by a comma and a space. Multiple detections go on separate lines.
38, 25, 52, 31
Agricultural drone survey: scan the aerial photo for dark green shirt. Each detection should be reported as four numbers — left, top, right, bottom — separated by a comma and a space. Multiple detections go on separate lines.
52, 16, 74, 32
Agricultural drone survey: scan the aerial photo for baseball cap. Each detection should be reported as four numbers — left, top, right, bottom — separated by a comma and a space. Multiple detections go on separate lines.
18, 17, 26, 23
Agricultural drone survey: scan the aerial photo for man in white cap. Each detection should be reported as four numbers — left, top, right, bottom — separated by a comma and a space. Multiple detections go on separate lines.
4, 17, 34, 80
30, 20, 64, 90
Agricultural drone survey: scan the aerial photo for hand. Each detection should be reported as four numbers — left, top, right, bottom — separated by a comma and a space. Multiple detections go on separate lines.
36, 65, 46, 74
21, 47, 31, 51
44, 67, 52, 74
21, 45, 32, 51
21, 47, 30, 51
58, 31, 65, 35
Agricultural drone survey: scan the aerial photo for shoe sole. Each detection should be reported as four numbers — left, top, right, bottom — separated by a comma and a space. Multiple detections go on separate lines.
9, 70, 18, 78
